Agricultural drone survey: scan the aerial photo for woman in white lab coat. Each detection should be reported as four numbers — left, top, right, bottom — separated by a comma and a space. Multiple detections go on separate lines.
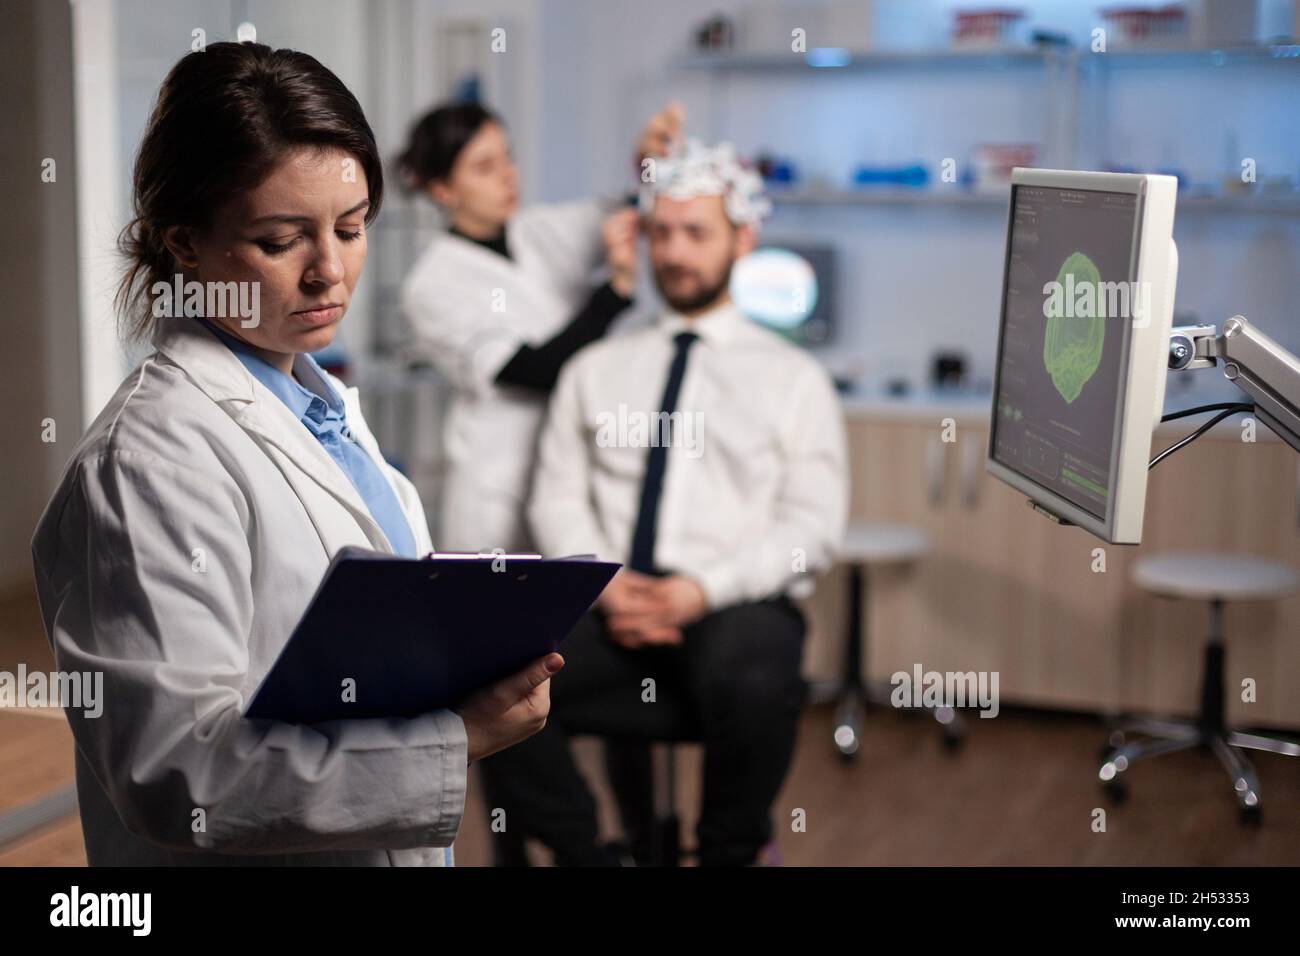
30, 41, 560, 867
398, 101, 681, 551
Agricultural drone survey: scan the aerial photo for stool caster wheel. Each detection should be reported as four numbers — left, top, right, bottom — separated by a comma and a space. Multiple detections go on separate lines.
1239, 804, 1262, 827
1103, 779, 1128, 804
832, 702, 863, 764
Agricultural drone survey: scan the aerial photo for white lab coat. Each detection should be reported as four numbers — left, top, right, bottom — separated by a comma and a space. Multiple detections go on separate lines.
402, 199, 607, 551
30, 316, 467, 866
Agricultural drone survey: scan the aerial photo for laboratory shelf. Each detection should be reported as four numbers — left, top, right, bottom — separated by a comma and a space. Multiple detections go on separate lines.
769, 188, 1007, 209
768, 189, 1300, 215
1079, 44, 1300, 67
1177, 194, 1300, 215
680, 44, 1300, 74
678, 46, 1058, 73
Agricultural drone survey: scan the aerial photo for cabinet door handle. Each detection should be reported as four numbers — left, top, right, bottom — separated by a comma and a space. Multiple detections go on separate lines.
962, 438, 982, 509
926, 436, 946, 507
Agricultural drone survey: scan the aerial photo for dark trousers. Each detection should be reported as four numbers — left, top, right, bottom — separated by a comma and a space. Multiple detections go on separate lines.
477, 597, 806, 866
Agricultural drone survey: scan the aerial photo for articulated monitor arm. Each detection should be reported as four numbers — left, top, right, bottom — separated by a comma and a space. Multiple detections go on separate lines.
1169, 316, 1300, 454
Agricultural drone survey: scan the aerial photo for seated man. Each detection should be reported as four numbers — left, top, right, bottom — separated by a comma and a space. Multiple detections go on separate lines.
478, 140, 848, 866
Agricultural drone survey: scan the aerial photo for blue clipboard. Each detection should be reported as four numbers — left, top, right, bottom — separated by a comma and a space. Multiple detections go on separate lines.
245, 547, 621, 724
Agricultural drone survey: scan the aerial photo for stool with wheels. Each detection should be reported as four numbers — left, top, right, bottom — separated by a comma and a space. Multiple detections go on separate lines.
1099, 551, 1300, 825
832, 521, 965, 759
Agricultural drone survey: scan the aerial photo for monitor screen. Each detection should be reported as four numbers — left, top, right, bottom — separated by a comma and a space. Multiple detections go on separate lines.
990, 185, 1141, 522
750, 241, 835, 345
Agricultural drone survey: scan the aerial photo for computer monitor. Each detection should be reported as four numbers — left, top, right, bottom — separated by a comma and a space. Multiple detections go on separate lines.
733, 241, 835, 345
986, 168, 1179, 545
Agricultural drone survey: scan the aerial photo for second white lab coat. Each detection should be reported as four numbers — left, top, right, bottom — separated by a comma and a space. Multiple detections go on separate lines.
401, 199, 606, 551
30, 316, 467, 866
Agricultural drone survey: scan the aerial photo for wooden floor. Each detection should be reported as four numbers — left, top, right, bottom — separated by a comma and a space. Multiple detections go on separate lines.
3, 589, 1298, 866
0, 590, 87, 866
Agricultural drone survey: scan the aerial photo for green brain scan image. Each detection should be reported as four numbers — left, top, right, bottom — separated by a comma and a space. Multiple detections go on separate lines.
1043, 251, 1105, 404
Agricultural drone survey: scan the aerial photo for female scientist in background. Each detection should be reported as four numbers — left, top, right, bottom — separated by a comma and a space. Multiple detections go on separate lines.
398, 100, 682, 552
30, 41, 558, 867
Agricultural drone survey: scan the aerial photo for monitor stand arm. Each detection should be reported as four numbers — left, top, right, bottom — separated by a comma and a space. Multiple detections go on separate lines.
1169, 316, 1300, 454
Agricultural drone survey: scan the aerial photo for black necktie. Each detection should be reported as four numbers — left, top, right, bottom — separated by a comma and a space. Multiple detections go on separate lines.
628, 331, 699, 574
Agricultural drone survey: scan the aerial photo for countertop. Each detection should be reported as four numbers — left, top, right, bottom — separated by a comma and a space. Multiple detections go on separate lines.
837, 376, 1273, 440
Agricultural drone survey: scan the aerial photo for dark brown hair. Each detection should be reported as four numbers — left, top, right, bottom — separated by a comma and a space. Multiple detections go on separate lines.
116, 41, 384, 340
395, 101, 500, 194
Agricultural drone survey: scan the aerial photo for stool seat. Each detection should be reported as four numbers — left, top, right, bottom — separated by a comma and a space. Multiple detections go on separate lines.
1132, 551, 1299, 603
840, 521, 930, 564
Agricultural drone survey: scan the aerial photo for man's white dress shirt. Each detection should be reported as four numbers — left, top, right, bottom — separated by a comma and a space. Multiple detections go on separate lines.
529, 301, 848, 610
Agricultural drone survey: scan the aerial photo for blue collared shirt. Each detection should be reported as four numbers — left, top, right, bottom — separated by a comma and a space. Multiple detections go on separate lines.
200, 320, 419, 560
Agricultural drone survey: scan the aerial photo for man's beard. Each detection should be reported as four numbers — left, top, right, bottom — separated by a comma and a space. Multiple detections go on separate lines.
653, 261, 733, 315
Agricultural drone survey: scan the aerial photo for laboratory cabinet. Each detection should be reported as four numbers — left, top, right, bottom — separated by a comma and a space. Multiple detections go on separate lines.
803, 409, 1300, 730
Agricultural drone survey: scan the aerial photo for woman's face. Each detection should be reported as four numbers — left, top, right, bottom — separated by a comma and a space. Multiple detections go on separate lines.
175, 146, 370, 362
431, 121, 519, 232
